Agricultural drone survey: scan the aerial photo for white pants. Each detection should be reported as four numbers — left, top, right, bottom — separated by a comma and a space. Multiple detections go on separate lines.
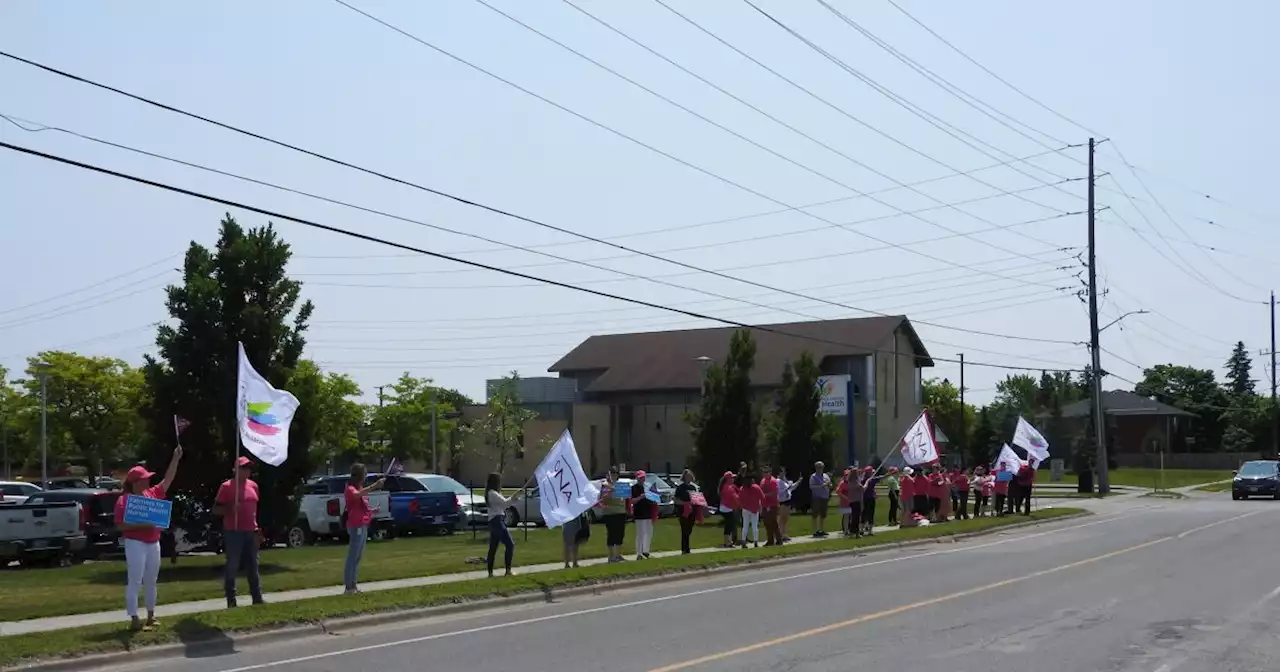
634, 519, 654, 556
124, 538, 161, 618
741, 510, 760, 542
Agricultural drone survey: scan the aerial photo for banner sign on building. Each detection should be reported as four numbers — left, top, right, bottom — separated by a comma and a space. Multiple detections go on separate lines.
816, 374, 850, 416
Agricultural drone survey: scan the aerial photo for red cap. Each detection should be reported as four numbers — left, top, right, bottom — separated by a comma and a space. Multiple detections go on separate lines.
863, 466, 874, 472
635, 470, 646, 479
723, 471, 734, 478
125, 465, 155, 483
235, 456, 254, 468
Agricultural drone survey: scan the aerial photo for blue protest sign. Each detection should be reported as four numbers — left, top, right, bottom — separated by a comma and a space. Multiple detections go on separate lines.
995, 471, 1014, 483
123, 495, 172, 529
644, 490, 661, 504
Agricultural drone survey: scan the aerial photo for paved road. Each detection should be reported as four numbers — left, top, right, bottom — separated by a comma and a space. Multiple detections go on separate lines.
89, 496, 1279, 672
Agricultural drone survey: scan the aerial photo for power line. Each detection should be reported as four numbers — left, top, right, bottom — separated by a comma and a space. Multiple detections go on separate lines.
740, 0, 1084, 208
3, 108, 1080, 281
329, 2, 1069, 286
0, 251, 177, 318
0, 115, 1080, 344
0, 139, 1084, 372
0, 55, 1081, 345
0, 274, 174, 331
882, 0, 1102, 138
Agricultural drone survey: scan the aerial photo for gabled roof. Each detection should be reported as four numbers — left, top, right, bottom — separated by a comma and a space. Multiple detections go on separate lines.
1056, 389, 1194, 419
548, 316, 932, 393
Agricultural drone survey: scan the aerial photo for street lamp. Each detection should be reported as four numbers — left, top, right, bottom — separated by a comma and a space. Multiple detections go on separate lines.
694, 356, 713, 399
33, 361, 51, 488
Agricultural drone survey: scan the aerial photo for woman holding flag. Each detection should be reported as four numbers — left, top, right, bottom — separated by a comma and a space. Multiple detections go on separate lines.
343, 463, 384, 594
215, 457, 265, 608
484, 472, 516, 577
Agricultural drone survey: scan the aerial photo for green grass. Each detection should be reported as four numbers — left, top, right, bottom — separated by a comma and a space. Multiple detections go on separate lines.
1044, 468, 1231, 489
1194, 481, 1233, 493
0, 495, 924, 622
0, 508, 1082, 668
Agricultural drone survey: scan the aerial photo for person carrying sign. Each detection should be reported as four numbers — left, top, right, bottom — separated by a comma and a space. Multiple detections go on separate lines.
114, 445, 183, 631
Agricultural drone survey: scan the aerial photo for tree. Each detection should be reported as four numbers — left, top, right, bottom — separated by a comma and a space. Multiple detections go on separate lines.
1135, 364, 1228, 452
371, 373, 465, 468
987, 373, 1039, 437
968, 407, 999, 467
20, 352, 145, 476
474, 372, 537, 474
140, 215, 314, 534
1224, 341, 1256, 398
289, 360, 366, 470
0, 366, 34, 473
766, 352, 838, 478
922, 377, 974, 458
690, 329, 759, 481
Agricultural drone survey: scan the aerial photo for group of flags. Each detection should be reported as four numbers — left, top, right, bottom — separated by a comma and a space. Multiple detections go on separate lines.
894, 410, 1051, 473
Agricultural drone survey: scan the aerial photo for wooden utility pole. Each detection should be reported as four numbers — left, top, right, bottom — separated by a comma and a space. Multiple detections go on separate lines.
1087, 138, 1109, 495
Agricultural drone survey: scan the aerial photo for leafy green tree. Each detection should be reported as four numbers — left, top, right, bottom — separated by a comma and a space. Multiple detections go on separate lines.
371, 373, 465, 468
1135, 364, 1228, 452
140, 215, 314, 533
289, 360, 367, 469
922, 377, 975, 458
474, 372, 537, 474
968, 406, 999, 467
690, 329, 758, 481
0, 366, 35, 474
987, 373, 1039, 436
19, 352, 145, 476
766, 352, 837, 478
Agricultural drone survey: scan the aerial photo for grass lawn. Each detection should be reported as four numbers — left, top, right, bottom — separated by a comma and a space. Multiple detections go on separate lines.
1043, 468, 1231, 489
1194, 481, 1233, 493
0, 495, 989, 622
0, 508, 1083, 668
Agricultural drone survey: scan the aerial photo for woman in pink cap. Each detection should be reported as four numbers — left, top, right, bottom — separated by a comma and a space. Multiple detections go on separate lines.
114, 445, 183, 631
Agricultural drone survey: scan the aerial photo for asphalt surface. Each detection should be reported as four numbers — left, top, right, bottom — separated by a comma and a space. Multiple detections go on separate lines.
84, 495, 1280, 672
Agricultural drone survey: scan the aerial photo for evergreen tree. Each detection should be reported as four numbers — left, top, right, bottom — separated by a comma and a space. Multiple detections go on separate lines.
968, 407, 999, 467
1224, 341, 1256, 398
140, 215, 314, 536
690, 330, 758, 483
767, 352, 837, 480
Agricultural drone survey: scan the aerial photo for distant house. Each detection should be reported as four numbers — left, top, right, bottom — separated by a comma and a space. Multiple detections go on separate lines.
1053, 390, 1197, 468
547, 315, 934, 474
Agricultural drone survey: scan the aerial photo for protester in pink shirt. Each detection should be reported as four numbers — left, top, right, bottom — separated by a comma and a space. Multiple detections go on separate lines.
952, 467, 971, 520
760, 468, 782, 546
214, 457, 264, 608
836, 470, 853, 536
718, 472, 740, 548
114, 446, 182, 631
993, 470, 1011, 516
342, 463, 385, 594
738, 473, 764, 548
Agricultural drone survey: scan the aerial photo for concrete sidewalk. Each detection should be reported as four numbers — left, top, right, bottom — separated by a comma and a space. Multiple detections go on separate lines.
0, 508, 1059, 637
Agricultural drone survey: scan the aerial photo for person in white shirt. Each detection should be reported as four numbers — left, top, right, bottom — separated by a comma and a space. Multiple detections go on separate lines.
484, 473, 515, 578
776, 466, 801, 542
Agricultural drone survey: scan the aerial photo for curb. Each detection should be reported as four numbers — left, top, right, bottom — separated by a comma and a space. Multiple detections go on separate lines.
10, 512, 1086, 671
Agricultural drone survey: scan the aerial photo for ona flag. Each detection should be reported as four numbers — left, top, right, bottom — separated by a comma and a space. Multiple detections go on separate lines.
236, 342, 300, 467
1013, 416, 1050, 465
994, 443, 1025, 474
532, 430, 601, 528
898, 411, 940, 466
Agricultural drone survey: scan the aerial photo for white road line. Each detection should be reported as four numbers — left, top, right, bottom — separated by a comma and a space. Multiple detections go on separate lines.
217, 507, 1167, 672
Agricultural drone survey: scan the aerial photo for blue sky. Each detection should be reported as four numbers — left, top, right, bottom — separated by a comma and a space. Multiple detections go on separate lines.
2, 0, 1278, 405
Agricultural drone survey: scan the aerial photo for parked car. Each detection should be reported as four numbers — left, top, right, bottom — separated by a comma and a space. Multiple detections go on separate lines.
620, 472, 676, 517
287, 474, 460, 547
94, 476, 122, 490
1, 481, 42, 504
406, 473, 487, 526
0, 499, 87, 567
23, 489, 122, 558
1232, 460, 1280, 500
37, 477, 95, 491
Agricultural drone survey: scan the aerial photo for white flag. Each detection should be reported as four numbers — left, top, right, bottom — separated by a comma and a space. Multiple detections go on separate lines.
236, 343, 300, 467
994, 443, 1025, 474
898, 411, 940, 466
533, 430, 600, 528
1013, 416, 1050, 464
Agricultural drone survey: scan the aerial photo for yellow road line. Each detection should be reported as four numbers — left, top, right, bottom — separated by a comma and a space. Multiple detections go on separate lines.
648, 510, 1263, 672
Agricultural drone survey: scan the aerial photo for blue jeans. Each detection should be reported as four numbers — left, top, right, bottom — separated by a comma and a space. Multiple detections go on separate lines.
344, 525, 368, 590
487, 516, 514, 574
223, 531, 263, 604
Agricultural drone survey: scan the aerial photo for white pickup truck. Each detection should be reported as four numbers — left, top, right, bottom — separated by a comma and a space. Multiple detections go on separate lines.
286, 475, 394, 548
0, 500, 87, 567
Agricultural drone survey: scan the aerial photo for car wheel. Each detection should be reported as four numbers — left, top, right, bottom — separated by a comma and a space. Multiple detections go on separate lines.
505, 508, 520, 527
286, 525, 312, 549
370, 525, 392, 542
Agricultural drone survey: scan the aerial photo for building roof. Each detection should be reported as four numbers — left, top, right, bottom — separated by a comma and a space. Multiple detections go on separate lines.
548, 316, 932, 393
1056, 389, 1194, 418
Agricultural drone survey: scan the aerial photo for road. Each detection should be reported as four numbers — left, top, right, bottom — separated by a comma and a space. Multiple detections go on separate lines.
90, 496, 1279, 672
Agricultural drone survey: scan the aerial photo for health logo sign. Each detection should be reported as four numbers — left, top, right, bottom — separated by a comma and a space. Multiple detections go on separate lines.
245, 401, 282, 436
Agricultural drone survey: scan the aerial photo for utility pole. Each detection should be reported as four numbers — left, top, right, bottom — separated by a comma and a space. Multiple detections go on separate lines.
958, 353, 966, 461
430, 388, 439, 474
1259, 301, 1276, 458
1087, 138, 1108, 495
376, 385, 386, 472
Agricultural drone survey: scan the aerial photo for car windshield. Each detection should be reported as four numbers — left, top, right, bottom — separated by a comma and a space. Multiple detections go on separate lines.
1238, 462, 1277, 477
416, 475, 470, 496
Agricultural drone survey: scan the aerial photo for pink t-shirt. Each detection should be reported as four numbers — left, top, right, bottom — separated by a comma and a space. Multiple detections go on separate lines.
952, 472, 970, 491
980, 477, 995, 497
760, 476, 779, 509
836, 480, 851, 507
739, 483, 764, 513
216, 478, 260, 532
114, 485, 166, 544
719, 482, 739, 510
344, 485, 374, 527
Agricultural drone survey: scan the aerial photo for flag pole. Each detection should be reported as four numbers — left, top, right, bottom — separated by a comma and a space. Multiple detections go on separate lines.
866, 408, 928, 482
